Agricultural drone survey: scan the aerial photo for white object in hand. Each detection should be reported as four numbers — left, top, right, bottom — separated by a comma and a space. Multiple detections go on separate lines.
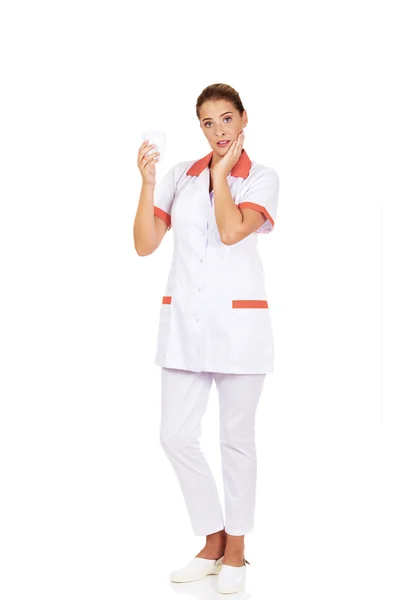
141, 130, 166, 162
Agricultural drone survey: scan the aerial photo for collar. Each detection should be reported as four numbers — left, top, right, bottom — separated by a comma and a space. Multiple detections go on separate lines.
186, 148, 252, 178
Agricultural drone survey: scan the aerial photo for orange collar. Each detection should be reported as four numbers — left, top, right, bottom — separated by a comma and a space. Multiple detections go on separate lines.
186, 148, 252, 178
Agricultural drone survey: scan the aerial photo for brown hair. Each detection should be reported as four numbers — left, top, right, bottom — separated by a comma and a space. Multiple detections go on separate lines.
196, 83, 245, 120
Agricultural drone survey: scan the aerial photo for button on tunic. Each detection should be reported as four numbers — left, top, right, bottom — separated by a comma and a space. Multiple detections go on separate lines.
153, 149, 279, 374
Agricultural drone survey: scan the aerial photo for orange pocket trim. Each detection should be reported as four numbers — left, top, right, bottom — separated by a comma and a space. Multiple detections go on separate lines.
162, 296, 172, 304
232, 299, 268, 308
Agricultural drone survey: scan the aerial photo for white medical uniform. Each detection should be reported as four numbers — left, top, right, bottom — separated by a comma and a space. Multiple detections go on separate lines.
153, 149, 279, 537
153, 149, 279, 374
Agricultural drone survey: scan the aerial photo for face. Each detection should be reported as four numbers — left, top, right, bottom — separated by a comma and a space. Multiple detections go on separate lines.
198, 99, 248, 156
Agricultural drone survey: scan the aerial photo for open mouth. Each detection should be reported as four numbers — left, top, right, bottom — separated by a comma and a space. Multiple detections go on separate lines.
217, 140, 230, 147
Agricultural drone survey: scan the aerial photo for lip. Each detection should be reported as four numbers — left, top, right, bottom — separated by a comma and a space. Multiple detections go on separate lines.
217, 140, 230, 146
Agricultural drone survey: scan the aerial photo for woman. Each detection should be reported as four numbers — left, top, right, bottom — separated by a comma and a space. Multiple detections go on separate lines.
134, 83, 279, 594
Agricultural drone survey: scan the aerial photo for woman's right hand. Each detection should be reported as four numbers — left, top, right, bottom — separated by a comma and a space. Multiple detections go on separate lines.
137, 140, 160, 186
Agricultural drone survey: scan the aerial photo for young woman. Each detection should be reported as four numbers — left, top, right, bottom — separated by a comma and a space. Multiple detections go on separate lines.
134, 83, 279, 593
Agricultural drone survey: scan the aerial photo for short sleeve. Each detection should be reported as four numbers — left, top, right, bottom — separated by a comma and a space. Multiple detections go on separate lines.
238, 167, 279, 234
153, 164, 176, 231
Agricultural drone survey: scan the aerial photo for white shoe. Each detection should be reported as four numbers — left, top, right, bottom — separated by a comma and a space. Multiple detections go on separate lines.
170, 555, 224, 583
217, 558, 250, 594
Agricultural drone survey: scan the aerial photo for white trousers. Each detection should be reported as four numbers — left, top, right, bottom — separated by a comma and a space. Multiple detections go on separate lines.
159, 367, 267, 536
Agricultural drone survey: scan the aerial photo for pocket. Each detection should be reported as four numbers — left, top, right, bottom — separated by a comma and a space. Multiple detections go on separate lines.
156, 296, 173, 355
229, 299, 273, 368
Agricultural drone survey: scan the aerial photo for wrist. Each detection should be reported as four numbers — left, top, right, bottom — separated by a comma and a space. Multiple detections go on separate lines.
212, 170, 228, 182
212, 172, 229, 186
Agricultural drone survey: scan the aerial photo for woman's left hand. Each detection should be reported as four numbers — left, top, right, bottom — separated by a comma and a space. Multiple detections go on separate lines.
211, 131, 245, 178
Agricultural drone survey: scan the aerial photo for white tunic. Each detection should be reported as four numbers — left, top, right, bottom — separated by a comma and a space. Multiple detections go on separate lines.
153, 149, 279, 374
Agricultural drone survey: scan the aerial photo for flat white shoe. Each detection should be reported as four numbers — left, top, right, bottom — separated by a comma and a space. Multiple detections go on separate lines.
170, 555, 224, 583
217, 558, 250, 594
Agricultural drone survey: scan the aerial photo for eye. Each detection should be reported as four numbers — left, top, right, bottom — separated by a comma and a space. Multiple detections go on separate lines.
204, 116, 232, 128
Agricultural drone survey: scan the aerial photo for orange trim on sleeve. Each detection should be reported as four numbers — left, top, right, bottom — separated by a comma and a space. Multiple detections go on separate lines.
162, 296, 172, 304
154, 206, 172, 230
237, 202, 274, 228
232, 300, 268, 308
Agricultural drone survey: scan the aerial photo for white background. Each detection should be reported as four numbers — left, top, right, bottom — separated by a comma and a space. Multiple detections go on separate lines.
1, 1, 399, 598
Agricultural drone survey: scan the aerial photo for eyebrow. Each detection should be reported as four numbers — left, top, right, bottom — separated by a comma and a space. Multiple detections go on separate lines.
202, 112, 233, 122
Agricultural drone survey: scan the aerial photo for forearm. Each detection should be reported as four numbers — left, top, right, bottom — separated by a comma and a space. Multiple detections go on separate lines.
213, 174, 243, 244
133, 182, 157, 255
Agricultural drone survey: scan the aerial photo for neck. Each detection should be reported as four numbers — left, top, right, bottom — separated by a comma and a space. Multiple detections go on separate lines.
210, 152, 222, 170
